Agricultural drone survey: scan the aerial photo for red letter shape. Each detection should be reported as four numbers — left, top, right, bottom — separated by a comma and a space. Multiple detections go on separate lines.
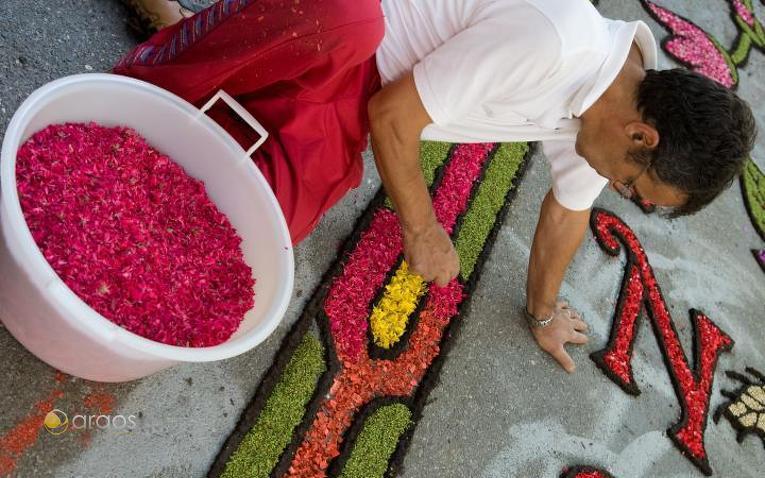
561, 466, 616, 478
590, 208, 734, 476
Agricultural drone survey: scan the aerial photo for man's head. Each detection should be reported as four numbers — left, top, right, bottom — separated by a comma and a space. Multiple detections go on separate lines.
576, 68, 756, 216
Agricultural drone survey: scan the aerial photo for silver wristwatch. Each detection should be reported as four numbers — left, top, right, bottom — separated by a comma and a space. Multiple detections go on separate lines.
524, 307, 555, 328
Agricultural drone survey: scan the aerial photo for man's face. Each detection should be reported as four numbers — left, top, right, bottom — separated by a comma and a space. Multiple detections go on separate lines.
575, 123, 687, 209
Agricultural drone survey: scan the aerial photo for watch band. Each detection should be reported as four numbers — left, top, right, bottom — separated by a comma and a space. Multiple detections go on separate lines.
524, 307, 555, 328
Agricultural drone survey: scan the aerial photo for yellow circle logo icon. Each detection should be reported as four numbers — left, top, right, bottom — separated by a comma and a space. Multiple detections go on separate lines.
44, 409, 68, 435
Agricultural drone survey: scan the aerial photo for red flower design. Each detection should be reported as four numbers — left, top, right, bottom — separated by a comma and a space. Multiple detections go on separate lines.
290, 144, 494, 475
323, 143, 493, 361
560, 467, 615, 478
590, 209, 734, 476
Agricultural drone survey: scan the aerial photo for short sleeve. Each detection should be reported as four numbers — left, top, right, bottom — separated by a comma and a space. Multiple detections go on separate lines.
412, 5, 563, 126
542, 139, 608, 211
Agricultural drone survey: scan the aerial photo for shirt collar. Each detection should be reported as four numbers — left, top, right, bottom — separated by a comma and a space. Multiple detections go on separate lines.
569, 19, 658, 117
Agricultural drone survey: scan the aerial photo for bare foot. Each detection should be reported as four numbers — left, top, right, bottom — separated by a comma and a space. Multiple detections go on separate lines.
124, 0, 194, 32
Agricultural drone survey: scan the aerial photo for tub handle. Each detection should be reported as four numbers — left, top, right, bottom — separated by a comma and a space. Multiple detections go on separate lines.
199, 90, 269, 158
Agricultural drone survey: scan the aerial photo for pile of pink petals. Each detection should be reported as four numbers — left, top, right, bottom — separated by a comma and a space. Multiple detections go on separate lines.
16, 122, 255, 347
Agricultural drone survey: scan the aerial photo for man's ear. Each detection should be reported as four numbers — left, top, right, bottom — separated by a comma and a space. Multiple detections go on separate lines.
625, 121, 659, 150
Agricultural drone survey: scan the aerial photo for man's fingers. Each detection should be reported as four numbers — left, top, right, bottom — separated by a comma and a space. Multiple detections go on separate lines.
432, 258, 459, 286
408, 263, 455, 286
568, 331, 589, 345
412, 265, 433, 282
447, 262, 459, 283
572, 318, 588, 331
549, 346, 576, 373
567, 309, 582, 321
408, 260, 431, 280
434, 273, 450, 286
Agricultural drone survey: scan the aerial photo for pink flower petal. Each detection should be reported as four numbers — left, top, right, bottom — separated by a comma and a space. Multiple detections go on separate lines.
645, 0, 736, 87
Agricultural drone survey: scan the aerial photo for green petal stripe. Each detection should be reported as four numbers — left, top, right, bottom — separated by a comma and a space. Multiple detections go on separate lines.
338, 404, 413, 478
221, 334, 326, 478
419, 141, 452, 188
743, 159, 765, 239
455, 142, 528, 280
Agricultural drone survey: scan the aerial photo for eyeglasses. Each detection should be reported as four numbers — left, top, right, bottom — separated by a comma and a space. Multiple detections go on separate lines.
612, 161, 652, 200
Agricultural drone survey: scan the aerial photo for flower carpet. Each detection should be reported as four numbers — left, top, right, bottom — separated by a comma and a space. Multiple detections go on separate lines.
208, 141, 530, 478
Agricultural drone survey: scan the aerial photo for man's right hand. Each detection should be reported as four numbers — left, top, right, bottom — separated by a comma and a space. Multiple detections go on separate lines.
367, 73, 458, 285
403, 219, 459, 286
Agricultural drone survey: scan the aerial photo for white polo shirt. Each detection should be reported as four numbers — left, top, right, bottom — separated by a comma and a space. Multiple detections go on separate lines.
376, 0, 658, 211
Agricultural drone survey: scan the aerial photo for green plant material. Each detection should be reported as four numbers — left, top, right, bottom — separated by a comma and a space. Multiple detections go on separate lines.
338, 403, 412, 478
221, 334, 325, 478
455, 142, 528, 279
384, 141, 452, 209
743, 158, 765, 239
730, 24, 754, 65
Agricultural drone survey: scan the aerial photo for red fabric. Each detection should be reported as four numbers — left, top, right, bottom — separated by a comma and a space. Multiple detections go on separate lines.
113, 0, 385, 244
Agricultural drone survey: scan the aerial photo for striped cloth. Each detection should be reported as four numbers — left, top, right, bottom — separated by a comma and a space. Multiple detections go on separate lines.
116, 0, 248, 68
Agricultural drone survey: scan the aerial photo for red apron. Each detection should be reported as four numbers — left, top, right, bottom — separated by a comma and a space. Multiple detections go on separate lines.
113, 0, 385, 244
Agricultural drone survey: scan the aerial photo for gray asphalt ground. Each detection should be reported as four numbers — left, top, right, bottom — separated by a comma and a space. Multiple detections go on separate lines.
1, 1, 764, 477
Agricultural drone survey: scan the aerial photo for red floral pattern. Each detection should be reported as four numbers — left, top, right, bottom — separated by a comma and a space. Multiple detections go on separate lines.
590, 209, 734, 476
323, 143, 493, 362
289, 143, 495, 475
205, 140, 532, 478
288, 281, 464, 476
323, 209, 402, 360
560, 467, 615, 478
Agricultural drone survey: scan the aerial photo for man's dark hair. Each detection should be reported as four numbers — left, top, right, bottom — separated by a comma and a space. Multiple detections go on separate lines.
634, 68, 756, 217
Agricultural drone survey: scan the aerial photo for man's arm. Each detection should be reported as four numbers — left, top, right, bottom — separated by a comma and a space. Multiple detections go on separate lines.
367, 72, 459, 285
526, 190, 590, 373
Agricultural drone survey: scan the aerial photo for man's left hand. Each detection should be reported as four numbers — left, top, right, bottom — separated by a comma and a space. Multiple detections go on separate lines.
529, 300, 589, 373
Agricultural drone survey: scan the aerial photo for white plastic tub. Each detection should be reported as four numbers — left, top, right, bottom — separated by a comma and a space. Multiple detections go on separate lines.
0, 74, 294, 382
